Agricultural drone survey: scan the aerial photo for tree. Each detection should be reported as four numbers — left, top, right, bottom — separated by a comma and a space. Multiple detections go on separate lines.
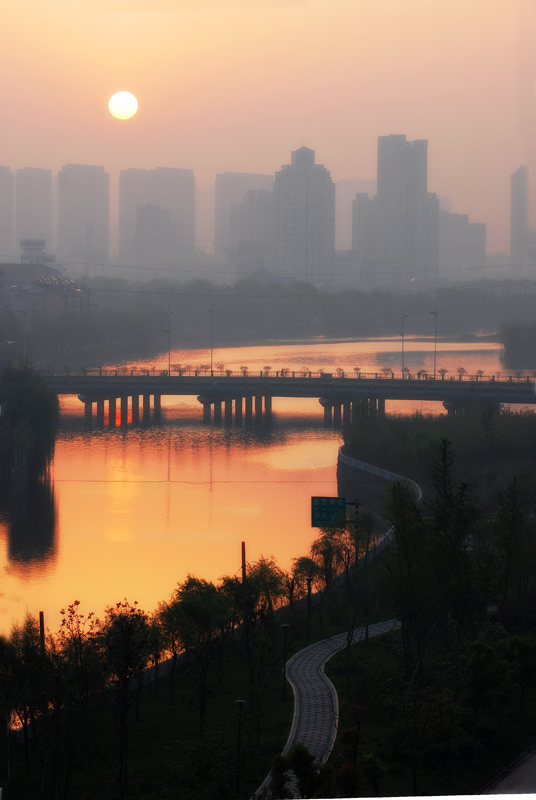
427, 438, 477, 645
53, 601, 104, 791
247, 555, 287, 622
156, 599, 186, 701
173, 576, 232, 733
459, 640, 508, 759
0, 362, 60, 479
99, 600, 152, 799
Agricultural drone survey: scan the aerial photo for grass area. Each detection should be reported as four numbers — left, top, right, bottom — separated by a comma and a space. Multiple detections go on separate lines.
325, 632, 536, 797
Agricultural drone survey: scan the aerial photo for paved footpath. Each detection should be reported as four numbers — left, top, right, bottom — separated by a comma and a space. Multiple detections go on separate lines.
253, 619, 400, 798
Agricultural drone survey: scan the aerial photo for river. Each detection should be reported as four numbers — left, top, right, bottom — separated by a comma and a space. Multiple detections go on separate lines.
0, 336, 512, 635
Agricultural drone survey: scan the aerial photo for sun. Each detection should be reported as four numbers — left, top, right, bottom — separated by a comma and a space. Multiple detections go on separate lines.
108, 91, 138, 120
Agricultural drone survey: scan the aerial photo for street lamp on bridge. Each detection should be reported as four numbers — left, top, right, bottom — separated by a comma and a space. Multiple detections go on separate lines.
165, 306, 173, 375
400, 310, 409, 377
430, 309, 438, 381
209, 308, 214, 374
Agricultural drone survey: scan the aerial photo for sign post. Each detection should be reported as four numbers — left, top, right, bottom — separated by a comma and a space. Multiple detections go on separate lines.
311, 496, 346, 527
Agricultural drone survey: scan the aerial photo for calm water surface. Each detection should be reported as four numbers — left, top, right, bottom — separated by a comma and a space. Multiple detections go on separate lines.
0, 337, 513, 635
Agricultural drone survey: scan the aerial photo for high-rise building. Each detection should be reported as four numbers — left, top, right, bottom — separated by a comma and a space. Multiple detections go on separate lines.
0, 166, 14, 263
15, 167, 52, 249
510, 166, 529, 275
376, 134, 429, 286
438, 210, 486, 280
57, 164, 110, 276
214, 172, 274, 272
119, 167, 195, 281
272, 146, 335, 280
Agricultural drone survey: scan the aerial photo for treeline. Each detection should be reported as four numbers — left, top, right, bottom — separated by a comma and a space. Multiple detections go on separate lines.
0, 363, 59, 487
0, 514, 383, 799
499, 321, 536, 369
343, 407, 536, 508
7, 276, 536, 369
273, 440, 536, 798
367, 443, 536, 795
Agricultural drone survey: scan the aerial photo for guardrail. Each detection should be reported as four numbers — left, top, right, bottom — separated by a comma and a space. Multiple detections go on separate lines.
40, 367, 536, 384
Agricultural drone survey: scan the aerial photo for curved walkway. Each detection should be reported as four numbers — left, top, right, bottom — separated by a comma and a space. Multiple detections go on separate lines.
254, 619, 400, 798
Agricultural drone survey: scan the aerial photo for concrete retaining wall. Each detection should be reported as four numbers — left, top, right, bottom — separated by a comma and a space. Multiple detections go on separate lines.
336, 447, 421, 515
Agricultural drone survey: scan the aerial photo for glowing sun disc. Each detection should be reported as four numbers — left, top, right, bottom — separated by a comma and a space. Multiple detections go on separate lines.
108, 91, 138, 120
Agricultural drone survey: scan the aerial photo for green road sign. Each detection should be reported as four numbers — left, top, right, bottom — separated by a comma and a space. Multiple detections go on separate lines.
311, 496, 346, 527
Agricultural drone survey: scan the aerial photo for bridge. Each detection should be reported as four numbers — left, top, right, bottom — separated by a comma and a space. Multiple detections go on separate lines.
42, 368, 536, 427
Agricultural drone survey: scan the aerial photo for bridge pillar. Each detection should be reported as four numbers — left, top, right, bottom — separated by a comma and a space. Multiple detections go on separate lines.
342, 402, 351, 427
333, 403, 342, 427
264, 394, 272, 415
225, 399, 233, 425
143, 393, 151, 422
235, 397, 243, 424
203, 401, 211, 424
132, 395, 139, 424
377, 397, 386, 418
323, 403, 332, 426
108, 397, 116, 428
245, 395, 253, 422
255, 393, 263, 417
84, 399, 92, 426
213, 401, 222, 425
121, 396, 128, 426
154, 394, 161, 421
96, 398, 104, 426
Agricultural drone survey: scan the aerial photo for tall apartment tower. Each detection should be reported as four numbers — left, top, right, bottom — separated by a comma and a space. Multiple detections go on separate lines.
273, 146, 335, 280
214, 172, 274, 272
15, 167, 53, 250
57, 164, 110, 276
376, 134, 429, 286
119, 167, 195, 281
510, 166, 529, 275
0, 167, 14, 263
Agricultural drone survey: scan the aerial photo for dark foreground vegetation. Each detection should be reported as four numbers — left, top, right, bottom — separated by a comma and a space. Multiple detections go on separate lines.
344, 406, 536, 508
3, 414, 536, 797
4, 277, 536, 370
0, 363, 59, 489
499, 320, 536, 370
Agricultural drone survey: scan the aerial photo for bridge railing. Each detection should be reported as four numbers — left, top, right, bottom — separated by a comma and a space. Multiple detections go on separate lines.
41, 367, 536, 385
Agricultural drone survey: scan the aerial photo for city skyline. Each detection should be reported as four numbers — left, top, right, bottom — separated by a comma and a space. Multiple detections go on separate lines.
0, 138, 520, 290
1, 0, 535, 256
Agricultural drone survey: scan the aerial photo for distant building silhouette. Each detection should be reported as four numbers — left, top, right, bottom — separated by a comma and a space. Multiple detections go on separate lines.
57, 164, 110, 277
376, 134, 429, 286
273, 146, 335, 281
214, 172, 273, 276
0, 166, 14, 263
119, 167, 195, 281
15, 167, 52, 248
351, 135, 485, 288
510, 165, 530, 277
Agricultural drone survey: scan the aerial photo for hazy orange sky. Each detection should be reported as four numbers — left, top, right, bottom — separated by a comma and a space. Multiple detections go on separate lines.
2, 0, 536, 252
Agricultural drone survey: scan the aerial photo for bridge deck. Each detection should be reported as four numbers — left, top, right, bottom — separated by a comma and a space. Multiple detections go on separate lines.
42, 371, 536, 405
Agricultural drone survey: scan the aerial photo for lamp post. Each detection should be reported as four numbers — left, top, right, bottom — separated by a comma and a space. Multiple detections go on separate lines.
165, 305, 173, 375
208, 308, 214, 374
430, 309, 438, 380
306, 576, 313, 641
235, 699, 246, 793
281, 623, 290, 700
400, 310, 408, 378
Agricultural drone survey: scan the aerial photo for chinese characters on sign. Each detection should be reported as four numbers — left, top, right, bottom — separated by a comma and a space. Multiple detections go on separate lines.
311, 496, 346, 527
